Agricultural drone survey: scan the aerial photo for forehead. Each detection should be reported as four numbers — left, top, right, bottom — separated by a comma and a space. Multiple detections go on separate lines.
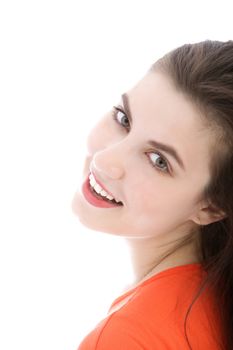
127, 72, 203, 131
126, 72, 214, 177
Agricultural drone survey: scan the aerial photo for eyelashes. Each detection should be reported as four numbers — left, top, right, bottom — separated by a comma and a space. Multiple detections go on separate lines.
111, 106, 170, 174
112, 106, 130, 129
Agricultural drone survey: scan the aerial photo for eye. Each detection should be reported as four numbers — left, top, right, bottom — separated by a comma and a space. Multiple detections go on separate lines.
112, 105, 170, 174
112, 106, 130, 130
146, 152, 169, 173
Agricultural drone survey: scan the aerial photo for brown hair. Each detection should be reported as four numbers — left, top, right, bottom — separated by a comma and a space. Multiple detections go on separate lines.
150, 40, 233, 349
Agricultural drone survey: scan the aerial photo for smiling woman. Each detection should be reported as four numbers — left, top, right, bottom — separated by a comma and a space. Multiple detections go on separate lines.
72, 40, 233, 349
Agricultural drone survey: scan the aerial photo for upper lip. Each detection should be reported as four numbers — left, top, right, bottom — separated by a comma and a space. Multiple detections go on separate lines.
89, 168, 122, 203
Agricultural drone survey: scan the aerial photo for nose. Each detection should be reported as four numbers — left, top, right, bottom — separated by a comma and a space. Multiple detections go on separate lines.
90, 145, 126, 180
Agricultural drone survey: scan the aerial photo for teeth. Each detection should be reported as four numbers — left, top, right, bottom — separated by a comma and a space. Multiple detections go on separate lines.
100, 189, 108, 196
89, 173, 121, 203
89, 177, 96, 187
91, 179, 114, 200
106, 194, 114, 200
93, 183, 102, 194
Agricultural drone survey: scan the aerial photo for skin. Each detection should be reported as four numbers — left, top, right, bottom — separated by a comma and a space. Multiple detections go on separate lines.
72, 71, 226, 287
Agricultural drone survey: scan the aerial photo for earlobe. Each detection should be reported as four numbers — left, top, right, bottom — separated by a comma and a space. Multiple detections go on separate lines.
191, 204, 227, 226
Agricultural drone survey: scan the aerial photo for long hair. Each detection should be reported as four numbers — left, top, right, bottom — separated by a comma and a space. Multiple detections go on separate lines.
150, 40, 233, 350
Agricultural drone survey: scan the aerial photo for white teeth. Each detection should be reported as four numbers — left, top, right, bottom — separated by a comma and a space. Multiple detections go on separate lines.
92, 182, 114, 200
88, 173, 121, 203
93, 183, 102, 194
89, 178, 96, 187
100, 189, 108, 196
106, 194, 114, 200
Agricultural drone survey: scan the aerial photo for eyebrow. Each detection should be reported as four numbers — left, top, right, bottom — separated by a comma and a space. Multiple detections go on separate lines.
121, 93, 186, 171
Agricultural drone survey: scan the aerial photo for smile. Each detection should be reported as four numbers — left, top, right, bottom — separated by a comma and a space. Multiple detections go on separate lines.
89, 173, 122, 204
81, 173, 123, 208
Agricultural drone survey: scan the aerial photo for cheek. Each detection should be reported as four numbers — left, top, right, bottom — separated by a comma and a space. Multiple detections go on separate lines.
129, 182, 158, 215
130, 182, 196, 222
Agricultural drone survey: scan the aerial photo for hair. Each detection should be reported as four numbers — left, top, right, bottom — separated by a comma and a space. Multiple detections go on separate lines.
149, 40, 233, 350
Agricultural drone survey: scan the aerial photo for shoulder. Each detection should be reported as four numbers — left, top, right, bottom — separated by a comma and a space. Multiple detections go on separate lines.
101, 266, 222, 349
121, 264, 206, 322
87, 310, 189, 350
78, 266, 223, 349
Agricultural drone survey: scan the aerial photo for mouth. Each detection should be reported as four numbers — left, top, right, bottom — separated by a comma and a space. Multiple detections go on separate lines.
90, 171, 123, 202
89, 180, 123, 206
81, 173, 124, 208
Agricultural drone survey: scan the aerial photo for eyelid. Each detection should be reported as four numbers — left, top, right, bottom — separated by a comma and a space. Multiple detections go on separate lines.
146, 150, 171, 174
112, 105, 130, 129
114, 105, 126, 115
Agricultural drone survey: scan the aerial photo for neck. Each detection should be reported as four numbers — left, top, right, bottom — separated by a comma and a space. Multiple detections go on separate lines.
124, 232, 201, 289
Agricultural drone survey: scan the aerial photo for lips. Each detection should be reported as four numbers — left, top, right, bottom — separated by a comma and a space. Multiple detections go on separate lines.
90, 181, 123, 205
89, 168, 123, 205
82, 174, 123, 208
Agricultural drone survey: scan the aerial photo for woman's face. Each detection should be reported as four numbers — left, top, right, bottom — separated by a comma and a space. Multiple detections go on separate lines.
72, 72, 214, 243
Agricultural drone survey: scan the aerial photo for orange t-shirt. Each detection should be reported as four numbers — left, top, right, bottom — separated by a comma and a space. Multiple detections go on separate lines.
77, 264, 224, 349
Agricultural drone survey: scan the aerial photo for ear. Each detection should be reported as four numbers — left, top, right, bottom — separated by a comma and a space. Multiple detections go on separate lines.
190, 201, 227, 226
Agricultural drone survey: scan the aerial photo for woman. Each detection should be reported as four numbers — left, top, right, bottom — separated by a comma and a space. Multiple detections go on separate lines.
72, 40, 233, 349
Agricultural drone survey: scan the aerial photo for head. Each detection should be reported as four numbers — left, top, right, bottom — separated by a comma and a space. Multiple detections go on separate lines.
72, 42, 229, 251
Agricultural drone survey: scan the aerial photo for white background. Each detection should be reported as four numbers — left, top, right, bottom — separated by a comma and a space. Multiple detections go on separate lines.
0, 1, 232, 349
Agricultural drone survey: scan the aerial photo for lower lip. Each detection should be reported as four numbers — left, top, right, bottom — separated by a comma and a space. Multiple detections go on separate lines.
81, 174, 123, 208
